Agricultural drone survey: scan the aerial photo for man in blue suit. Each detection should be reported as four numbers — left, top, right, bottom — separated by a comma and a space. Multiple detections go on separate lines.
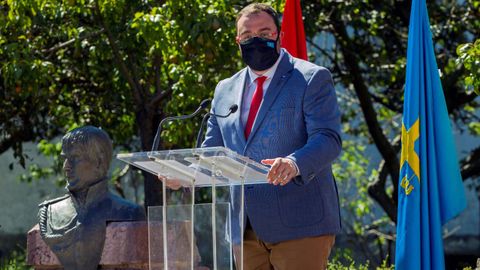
202, 3, 342, 270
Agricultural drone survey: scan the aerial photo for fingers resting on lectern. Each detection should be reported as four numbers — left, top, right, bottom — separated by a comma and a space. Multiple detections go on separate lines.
157, 175, 187, 190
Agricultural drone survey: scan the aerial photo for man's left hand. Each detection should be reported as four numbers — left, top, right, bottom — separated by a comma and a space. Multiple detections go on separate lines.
261, 158, 298, 186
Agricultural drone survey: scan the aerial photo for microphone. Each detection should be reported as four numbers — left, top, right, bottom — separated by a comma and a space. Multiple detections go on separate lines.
151, 99, 211, 152
195, 104, 238, 148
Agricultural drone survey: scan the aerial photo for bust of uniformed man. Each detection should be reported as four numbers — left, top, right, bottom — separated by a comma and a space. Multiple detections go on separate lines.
38, 126, 145, 270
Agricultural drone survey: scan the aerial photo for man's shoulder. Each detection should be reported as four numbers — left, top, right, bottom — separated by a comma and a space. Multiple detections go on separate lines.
212, 68, 247, 99
290, 55, 328, 74
38, 194, 71, 207
39, 194, 76, 217
287, 55, 332, 83
38, 194, 77, 234
217, 67, 247, 87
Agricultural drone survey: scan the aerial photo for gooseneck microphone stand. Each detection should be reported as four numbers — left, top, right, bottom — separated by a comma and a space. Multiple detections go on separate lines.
151, 99, 211, 152
195, 104, 238, 148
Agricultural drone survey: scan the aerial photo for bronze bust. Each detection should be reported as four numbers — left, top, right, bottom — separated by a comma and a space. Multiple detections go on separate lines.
38, 126, 145, 270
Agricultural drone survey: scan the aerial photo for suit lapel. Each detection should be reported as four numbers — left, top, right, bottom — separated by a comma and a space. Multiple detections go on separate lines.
245, 54, 294, 148
232, 69, 248, 149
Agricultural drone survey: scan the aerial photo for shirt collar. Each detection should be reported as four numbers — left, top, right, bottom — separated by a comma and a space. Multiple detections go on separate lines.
247, 48, 285, 84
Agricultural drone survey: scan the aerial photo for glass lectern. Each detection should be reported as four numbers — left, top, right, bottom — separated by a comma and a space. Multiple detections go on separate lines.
117, 147, 269, 270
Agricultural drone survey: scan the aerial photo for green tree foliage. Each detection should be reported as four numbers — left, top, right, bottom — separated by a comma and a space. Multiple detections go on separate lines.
457, 38, 480, 95
0, 0, 250, 205
328, 250, 394, 270
0, 248, 32, 270
301, 0, 480, 224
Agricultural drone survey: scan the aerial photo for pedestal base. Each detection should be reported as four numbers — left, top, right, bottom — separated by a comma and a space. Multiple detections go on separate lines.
27, 221, 148, 270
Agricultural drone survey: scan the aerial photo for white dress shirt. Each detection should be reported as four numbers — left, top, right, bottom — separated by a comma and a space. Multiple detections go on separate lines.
241, 49, 285, 128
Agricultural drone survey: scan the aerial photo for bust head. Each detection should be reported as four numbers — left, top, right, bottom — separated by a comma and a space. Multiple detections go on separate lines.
61, 126, 113, 193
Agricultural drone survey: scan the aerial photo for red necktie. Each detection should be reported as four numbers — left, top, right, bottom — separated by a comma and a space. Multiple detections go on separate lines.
244, 76, 267, 139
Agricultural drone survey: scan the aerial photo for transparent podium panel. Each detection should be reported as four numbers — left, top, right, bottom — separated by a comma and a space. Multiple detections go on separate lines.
117, 147, 269, 186
148, 202, 236, 270
117, 147, 267, 270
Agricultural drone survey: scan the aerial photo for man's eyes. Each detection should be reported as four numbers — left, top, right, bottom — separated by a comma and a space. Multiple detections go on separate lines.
240, 31, 274, 41
259, 32, 272, 38
62, 155, 80, 163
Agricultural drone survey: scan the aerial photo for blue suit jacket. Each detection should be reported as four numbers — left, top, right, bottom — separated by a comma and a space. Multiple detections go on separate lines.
203, 51, 342, 243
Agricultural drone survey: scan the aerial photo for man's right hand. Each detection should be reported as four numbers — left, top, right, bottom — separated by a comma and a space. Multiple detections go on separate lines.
157, 175, 190, 190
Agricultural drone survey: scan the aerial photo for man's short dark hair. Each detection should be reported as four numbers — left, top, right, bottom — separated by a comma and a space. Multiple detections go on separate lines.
236, 3, 280, 32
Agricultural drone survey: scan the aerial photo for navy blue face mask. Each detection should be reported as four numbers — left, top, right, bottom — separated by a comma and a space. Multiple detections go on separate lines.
240, 37, 280, 71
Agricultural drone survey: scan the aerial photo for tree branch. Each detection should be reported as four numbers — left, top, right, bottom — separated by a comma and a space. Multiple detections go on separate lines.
307, 37, 345, 77
111, 164, 130, 198
370, 89, 403, 113
41, 29, 105, 55
330, 9, 400, 187
126, 52, 146, 102
461, 146, 480, 180
153, 54, 162, 95
368, 159, 397, 222
0, 132, 27, 157
149, 89, 172, 110
92, 0, 143, 106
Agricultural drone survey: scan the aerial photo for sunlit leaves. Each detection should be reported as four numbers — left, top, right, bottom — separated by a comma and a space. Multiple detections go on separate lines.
468, 122, 480, 136
1, 0, 252, 170
457, 39, 480, 95
333, 141, 376, 230
128, 0, 248, 147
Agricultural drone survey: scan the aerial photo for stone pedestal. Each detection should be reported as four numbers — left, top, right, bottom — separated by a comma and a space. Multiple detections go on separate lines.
27, 221, 149, 270
27, 221, 209, 270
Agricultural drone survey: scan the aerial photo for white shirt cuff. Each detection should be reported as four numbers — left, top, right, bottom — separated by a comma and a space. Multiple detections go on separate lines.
286, 157, 300, 176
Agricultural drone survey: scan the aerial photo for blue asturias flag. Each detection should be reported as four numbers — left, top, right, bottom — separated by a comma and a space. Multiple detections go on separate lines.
395, 0, 467, 269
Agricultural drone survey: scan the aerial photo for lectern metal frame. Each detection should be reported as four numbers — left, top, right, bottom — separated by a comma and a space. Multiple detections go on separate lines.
117, 147, 269, 270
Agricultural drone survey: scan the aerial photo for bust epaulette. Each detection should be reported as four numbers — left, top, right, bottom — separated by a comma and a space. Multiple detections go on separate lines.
38, 194, 71, 207
38, 194, 71, 238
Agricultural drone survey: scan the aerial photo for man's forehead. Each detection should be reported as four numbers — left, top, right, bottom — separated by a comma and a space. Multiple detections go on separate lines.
237, 11, 276, 33
61, 145, 83, 156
